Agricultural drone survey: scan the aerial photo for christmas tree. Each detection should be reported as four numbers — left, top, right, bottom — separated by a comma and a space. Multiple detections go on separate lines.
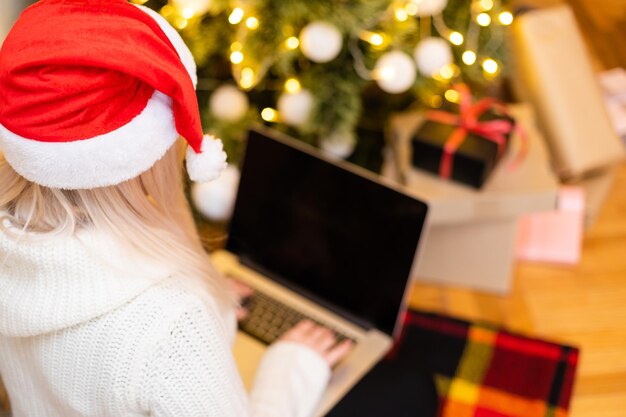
136, 0, 513, 170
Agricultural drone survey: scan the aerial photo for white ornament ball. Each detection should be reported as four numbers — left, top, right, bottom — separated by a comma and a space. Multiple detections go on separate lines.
191, 165, 241, 222
320, 131, 356, 159
299, 21, 343, 63
374, 51, 417, 94
172, 0, 212, 16
414, 37, 454, 76
277, 89, 315, 127
414, 0, 448, 16
209, 85, 249, 122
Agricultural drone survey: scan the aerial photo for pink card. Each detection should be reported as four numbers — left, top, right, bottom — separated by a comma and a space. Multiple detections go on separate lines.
516, 187, 585, 265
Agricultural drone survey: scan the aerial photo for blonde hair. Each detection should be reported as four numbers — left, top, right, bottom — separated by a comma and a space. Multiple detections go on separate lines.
0, 141, 232, 308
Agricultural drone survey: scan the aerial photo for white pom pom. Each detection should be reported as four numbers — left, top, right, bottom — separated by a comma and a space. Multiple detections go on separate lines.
186, 135, 228, 183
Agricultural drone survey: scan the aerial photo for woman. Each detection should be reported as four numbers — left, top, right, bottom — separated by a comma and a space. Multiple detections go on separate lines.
0, 1, 351, 416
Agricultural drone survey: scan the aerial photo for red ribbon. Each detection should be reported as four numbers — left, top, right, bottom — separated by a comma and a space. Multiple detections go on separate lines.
425, 84, 527, 180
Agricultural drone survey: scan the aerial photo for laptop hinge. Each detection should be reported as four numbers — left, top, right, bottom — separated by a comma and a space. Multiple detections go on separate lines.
238, 255, 375, 332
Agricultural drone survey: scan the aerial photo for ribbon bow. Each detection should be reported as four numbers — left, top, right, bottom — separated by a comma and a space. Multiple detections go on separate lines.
426, 84, 527, 180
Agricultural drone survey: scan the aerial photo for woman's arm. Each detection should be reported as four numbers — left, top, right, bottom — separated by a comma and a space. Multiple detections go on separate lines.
144, 297, 333, 417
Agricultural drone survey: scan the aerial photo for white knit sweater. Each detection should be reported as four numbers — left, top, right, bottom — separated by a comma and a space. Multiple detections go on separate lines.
0, 226, 330, 417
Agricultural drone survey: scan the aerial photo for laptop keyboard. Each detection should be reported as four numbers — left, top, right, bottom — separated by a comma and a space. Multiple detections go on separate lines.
238, 289, 356, 346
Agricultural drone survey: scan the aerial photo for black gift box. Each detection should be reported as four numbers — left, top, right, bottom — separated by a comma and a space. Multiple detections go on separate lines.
411, 111, 515, 188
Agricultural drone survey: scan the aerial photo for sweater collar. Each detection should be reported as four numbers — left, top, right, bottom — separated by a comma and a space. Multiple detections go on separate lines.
0, 219, 171, 337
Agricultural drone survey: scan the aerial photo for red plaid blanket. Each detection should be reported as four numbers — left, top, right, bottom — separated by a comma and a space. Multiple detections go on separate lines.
398, 311, 579, 417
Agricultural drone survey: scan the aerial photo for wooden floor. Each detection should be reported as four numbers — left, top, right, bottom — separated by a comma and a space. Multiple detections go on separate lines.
408, 164, 626, 417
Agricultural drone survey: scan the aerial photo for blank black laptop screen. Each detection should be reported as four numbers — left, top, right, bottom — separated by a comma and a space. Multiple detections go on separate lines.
226, 129, 428, 336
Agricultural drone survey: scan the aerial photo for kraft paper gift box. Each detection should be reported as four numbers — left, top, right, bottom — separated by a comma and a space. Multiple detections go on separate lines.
382, 104, 559, 293
509, 5, 625, 179
413, 218, 520, 294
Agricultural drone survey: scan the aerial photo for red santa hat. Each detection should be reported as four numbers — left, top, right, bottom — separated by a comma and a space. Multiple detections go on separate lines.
0, 0, 226, 190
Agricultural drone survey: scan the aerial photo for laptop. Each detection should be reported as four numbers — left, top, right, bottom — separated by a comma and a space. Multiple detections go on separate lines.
210, 126, 429, 416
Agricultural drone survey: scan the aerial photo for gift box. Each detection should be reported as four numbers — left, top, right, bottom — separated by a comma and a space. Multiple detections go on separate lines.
411, 86, 516, 189
516, 186, 585, 265
383, 104, 559, 293
414, 218, 521, 294
386, 104, 557, 225
509, 5, 625, 179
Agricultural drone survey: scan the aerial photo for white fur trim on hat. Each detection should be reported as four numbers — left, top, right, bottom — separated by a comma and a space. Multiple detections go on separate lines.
0, 91, 178, 190
186, 135, 228, 183
135, 4, 198, 89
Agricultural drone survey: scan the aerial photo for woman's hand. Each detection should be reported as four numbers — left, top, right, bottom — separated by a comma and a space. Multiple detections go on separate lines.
279, 320, 354, 367
228, 279, 254, 321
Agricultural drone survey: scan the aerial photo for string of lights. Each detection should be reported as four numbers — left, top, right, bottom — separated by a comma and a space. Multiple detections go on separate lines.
135, 0, 513, 161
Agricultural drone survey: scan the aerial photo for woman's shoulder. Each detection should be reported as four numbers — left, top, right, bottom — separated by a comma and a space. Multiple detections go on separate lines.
111, 277, 224, 328
70, 277, 233, 361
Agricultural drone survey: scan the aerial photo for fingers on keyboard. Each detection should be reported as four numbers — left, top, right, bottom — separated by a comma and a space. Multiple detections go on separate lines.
239, 291, 356, 348
324, 339, 354, 367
